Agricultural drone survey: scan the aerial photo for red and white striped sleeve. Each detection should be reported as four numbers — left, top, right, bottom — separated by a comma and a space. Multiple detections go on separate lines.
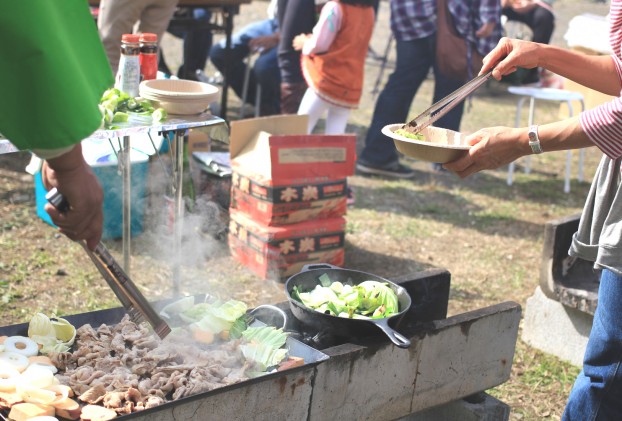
580, 1, 622, 159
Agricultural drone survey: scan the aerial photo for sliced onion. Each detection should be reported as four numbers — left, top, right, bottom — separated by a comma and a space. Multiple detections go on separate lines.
28, 362, 58, 374
0, 363, 20, 392
0, 351, 29, 373
16, 364, 55, 389
17, 384, 57, 405
45, 384, 72, 403
4, 336, 39, 357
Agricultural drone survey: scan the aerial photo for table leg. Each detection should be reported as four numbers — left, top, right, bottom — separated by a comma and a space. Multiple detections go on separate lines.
220, 6, 235, 121
171, 129, 187, 294
122, 135, 132, 273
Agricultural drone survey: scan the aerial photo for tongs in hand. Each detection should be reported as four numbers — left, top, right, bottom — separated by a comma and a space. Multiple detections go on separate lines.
46, 188, 171, 340
401, 71, 492, 135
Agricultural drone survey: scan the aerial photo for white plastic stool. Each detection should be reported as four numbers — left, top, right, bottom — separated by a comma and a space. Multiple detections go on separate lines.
507, 86, 586, 193
240, 52, 262, 118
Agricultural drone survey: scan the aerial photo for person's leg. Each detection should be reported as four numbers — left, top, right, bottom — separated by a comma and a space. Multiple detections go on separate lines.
324, 104, 351, 135
358, 36, 434, 172
209, 19, 276, 102
563, 269, 622, 420
253, 46, 281, 115
529, 5, 555, 45
178, 9, 213, 80
97, 0, 148, 75
297, 89, 328, 134
277, 0, 316, 113
432, 70, 465, 132
137, 0, 178, 56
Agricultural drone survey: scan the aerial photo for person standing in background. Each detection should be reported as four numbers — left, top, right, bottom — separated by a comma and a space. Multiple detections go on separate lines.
356, 0, 502, 179
97, 0, 178, 75
294, 0, 375, 134
501, 0, 555, 85
210, 0, 281, 116
276, 0, 318, 114
0, 0, 114, 250
159, 8, 213, 81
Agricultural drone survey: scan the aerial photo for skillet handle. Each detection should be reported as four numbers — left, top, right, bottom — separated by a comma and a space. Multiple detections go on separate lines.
372, 318, 411, 349
300, 263, 341, 273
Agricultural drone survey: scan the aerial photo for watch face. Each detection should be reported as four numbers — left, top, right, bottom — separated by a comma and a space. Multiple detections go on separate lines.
528, 130, 537, 142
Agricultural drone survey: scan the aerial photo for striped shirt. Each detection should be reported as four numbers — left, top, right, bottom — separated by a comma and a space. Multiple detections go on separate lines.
580, 0, 622, 158
390, 0, 501, 56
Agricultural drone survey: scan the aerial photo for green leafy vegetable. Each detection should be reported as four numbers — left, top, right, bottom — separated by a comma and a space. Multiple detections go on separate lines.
240, 326, 289, 372
394, 128, 426, 141
293, 277, 400, 319
98, 88, 166, 129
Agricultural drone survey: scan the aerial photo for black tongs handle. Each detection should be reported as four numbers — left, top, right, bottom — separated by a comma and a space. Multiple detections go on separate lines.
404, 71, 492, 133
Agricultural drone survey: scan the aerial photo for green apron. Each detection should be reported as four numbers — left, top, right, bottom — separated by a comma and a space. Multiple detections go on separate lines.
0, 0, 114, 151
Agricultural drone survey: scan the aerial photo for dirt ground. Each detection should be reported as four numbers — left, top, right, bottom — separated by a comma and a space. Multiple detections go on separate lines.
0, 1, 613, 419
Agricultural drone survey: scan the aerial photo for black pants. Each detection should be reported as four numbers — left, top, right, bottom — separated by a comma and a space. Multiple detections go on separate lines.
503, 5, 555, 82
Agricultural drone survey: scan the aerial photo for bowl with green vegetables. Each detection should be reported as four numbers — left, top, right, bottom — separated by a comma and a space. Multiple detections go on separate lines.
285, 264, 412, 348
382, 124, 470, 163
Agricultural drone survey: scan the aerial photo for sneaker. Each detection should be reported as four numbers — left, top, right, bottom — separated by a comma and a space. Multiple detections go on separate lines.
356, 161, 415, 179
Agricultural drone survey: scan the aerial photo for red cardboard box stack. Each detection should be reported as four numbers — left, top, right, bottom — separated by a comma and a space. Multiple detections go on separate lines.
228, 115, 356, 280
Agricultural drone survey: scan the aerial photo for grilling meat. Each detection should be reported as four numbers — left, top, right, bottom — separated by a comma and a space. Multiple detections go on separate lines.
48, 315, 251, 415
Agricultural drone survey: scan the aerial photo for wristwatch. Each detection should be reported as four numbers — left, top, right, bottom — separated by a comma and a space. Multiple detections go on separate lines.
528, 125, 543, 154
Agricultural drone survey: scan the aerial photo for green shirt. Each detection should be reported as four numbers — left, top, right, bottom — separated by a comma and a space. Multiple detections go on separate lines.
0, 1, 113, 152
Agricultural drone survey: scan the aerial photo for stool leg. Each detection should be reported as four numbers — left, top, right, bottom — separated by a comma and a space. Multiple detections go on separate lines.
524, 97, 536, 174
240, 54, 252, 118
255, 84, 261, 118
564, 150, 572, 193
508, 97, 526, 186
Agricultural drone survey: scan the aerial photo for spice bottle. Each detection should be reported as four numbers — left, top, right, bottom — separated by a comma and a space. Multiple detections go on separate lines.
139, 33, 158, 82
115, 34, 141, 97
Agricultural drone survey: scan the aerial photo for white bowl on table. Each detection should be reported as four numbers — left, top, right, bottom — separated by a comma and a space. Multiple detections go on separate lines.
382, 124, 471, 163
139, 79, 219, 115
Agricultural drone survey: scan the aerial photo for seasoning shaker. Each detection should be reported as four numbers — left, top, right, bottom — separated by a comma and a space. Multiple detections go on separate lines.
139, 33, 158, 82
115, 33, 141, 97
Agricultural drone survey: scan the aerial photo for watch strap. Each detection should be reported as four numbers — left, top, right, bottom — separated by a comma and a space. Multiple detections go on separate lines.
528, 125, 543, 154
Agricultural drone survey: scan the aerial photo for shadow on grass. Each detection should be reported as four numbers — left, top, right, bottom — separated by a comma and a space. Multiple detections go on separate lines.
350, 165, 590, 240
343, 239, 434, 279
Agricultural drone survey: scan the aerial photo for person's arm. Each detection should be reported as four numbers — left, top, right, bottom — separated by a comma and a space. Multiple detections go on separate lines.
481, 38, 621, 96
42, 144, 104, 250
301, 1, 342, 55
0, 1, 113, 250
444, 117, 592, 178
249, 32, 280, 54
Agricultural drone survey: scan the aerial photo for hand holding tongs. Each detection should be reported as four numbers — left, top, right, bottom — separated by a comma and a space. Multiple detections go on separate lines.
46, 188, 171, 340
401, 71, 492, 135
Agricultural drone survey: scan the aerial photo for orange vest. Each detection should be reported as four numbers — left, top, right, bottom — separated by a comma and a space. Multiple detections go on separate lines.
301, 2, 374, 109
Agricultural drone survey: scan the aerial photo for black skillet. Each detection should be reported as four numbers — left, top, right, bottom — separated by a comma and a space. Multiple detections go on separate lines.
285, 264, 411, 348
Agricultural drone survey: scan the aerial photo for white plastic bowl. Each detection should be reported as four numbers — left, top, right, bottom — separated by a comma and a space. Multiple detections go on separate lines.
382, 124, 470, 163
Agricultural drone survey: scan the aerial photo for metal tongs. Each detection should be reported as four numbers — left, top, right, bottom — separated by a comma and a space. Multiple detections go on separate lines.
46, 188, 171, 340
401, 71, 492, 135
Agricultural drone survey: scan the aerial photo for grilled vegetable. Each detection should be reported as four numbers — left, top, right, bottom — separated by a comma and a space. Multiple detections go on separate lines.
292, 276, 399, 319
394, 129, 425, 141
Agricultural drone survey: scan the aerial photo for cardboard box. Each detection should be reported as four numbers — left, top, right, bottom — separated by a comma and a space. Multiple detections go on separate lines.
228, 209, 345, 280
559, 77, 616, 119
230, 115, 356, 186
230, 171, 347, 225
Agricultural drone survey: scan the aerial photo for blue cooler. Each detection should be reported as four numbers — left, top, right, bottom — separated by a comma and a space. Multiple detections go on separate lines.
34, 146, 150, 240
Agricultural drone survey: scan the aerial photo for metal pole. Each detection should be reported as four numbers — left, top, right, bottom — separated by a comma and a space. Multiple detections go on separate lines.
172, 129, 186, 294
122, 135, 131, 273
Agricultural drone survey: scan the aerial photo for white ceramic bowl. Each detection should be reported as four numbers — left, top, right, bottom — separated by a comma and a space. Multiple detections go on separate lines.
381, 124, 470, 163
